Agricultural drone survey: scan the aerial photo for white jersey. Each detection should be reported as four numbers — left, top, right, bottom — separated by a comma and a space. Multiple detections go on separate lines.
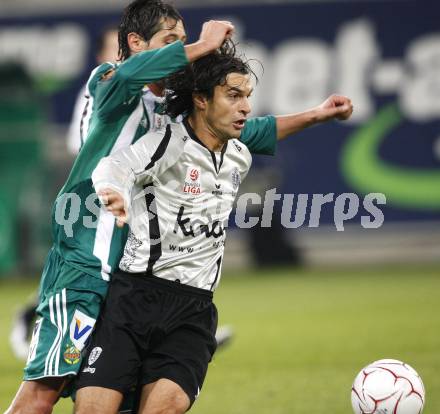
92, 119, 252, 291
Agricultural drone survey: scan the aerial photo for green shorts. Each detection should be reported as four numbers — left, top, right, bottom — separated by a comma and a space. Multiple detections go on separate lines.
24, 247, 109, 380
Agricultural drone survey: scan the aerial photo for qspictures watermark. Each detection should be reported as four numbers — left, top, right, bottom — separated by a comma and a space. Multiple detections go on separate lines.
235, 190, 385, 231
54, 189, 386, 237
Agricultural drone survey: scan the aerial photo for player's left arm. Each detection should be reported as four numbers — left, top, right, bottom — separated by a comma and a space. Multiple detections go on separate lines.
240, 94, 353, 156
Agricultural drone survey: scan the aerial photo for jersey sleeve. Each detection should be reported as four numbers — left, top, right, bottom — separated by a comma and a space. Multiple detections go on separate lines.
86, 62, 116, 100
240, 147, 253, 183
240, 115, 277, 156
90, 41, 189, 121
92, 125, 174, 208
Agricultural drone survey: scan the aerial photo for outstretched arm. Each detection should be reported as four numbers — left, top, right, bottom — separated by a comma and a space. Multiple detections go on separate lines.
276, 94, 353, 140
241, 94, 353, 155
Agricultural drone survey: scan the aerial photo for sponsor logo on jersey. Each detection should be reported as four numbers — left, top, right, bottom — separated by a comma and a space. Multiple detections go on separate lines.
212, 183, 223, 196
174, 206, 224, 239
69, 310, 96, 351
233, 141, 242, 152
183, 167, 202, 194
64, 343, 81, 365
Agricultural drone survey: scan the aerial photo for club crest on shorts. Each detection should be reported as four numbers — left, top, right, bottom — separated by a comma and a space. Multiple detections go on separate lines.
64, 343, 81, 365
184, 167, 202, 194
82, 346, 103, 374
88, 346, 103, 366
69, 309, 96, 351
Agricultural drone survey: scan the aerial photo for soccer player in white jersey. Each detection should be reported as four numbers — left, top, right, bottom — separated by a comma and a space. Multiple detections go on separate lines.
74, 42, 353, 414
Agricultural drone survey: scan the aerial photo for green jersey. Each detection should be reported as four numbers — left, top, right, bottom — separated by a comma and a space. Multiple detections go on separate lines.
52, 40, 277, 281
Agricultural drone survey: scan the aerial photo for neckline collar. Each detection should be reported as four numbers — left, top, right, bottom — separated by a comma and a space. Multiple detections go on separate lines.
183, 117, 228, 174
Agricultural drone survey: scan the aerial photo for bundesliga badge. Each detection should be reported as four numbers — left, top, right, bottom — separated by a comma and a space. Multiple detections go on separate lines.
183, 167, 202, 194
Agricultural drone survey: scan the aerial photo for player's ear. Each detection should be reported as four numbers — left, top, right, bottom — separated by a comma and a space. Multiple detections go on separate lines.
193, 93, 207, 110
127, 32, 148, 54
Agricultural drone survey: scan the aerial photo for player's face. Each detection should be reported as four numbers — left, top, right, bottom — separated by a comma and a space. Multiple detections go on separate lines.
147, 18, 187, 50
204, 72, 253, 141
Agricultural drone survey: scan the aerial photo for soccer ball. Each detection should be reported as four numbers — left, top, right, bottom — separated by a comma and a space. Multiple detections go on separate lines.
351, 359, 425, 414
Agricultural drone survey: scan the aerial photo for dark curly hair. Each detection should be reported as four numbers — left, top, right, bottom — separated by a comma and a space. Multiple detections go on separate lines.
118, 0, 183, 61
164, 41, 257, 119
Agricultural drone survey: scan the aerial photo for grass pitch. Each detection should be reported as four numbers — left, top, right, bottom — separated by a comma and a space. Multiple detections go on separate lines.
1, 265, 439, 413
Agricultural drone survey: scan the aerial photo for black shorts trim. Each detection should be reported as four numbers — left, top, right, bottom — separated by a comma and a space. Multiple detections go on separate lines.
75, 378, 127, 395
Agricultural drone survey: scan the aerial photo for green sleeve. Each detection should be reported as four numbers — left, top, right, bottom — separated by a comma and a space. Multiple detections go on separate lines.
240, 115, 277, 156
91, 41, 189, 121
87, 62, 115, 96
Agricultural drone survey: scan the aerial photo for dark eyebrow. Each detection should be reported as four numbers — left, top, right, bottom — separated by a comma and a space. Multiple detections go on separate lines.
228, 86, 254, 96
228, 87, 244, 94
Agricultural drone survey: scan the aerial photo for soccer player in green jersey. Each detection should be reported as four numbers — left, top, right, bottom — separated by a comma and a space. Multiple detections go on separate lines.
6, 0, 352, 413
6, 5, 236, 414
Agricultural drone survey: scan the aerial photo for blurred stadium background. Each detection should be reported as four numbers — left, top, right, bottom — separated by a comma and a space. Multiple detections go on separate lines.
0, 0, 439, 413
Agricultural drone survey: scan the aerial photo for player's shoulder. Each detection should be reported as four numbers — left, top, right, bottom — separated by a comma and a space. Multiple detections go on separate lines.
86, 62, 117, 96
167, 121, 192, 150
135, 122, 187, 160
88, 63, 116, 83
229, 138, 252, 167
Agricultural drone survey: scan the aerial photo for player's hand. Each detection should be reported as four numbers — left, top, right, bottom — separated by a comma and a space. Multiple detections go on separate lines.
198, 20, 235, 51
98, 189, 128, 228
315, 94, 353, 122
